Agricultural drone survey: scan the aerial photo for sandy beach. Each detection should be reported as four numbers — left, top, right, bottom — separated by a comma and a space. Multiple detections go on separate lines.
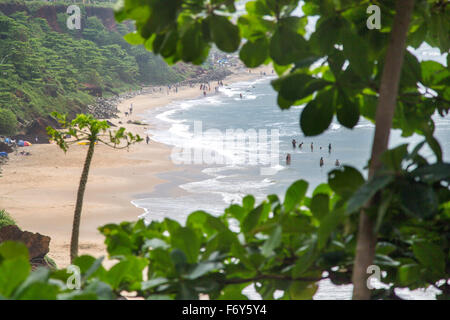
0, 66, 272, 268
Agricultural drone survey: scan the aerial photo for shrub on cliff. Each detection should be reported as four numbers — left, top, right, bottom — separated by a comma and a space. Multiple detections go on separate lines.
0, 209, 16, 229
0, 109, 18, 135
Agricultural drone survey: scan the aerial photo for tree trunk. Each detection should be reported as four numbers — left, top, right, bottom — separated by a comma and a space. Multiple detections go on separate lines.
70, 141, 96, 263
352, 0, 415, 300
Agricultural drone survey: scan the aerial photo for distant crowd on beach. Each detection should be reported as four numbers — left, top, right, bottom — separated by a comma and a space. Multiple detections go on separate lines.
286, 139, 341, 168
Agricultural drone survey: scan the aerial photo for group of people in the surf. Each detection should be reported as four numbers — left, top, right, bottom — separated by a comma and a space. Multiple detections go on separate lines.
286, 139, 340, 167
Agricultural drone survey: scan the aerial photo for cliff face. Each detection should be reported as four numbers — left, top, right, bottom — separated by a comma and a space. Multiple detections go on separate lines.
0, 3, 117, 32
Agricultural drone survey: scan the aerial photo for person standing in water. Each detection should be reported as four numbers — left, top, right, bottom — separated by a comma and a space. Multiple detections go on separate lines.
292, 139, 296, 148
335, 159, 340, 167
286, 153, 291, 165
328, 143, 332, 153
299, 142, 303, 149
320, 157, 324, 167
240, 93, 243, 99
311, 142, 314, 152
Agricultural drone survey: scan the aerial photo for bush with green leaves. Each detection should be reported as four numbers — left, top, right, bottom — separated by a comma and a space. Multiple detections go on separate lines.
0, 109, 18, 135
0, 141, 448, 300
0, 241, 115, 300
113, 0, 450, 299
47, 112, 142, 264
0, 209, 16, 229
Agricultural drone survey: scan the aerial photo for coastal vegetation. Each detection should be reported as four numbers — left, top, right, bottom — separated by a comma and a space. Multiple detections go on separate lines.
47, 112, 142, 263
0, 210, 16, 229
0, 2, 187, 135
0, 0, 449, 300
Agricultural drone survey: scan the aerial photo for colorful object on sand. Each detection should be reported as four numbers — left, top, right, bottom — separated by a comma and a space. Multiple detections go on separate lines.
0, 152, 8, 157
24, 141, 32, 146
77, 141, 97, 145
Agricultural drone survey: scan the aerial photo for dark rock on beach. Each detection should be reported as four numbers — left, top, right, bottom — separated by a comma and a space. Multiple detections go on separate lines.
0, 225, 54, 270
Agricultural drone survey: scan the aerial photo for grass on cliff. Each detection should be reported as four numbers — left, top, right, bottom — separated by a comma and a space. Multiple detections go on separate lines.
0, 209, 16, 229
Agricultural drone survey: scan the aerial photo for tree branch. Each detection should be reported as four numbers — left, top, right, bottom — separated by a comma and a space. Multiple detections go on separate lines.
352, 0, 415, 300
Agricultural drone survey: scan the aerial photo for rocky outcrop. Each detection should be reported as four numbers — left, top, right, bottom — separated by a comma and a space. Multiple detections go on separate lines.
0, 225, 53, 269
13, 116, 60, 144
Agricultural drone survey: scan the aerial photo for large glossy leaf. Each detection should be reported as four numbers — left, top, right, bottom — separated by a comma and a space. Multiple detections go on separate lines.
412, 242, 445, 276
270, 26, 308, 65
400, 182, 438, 219
261, 225, 282, 257
336, 89, 359, 129
346, 174, 394, 214
300, 89, 335, 136
209, 15, 241, 53
171, 227, 201, 263
328, 166, 365, 199
310, 193, 330, 220
239, 37, 269, 68
283, 180, 308, 212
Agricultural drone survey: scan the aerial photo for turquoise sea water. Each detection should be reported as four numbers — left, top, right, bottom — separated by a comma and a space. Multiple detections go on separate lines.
135, 46, 449, 299
133, 76, 448, 299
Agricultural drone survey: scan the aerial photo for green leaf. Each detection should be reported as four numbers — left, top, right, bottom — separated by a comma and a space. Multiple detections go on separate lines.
342, 28, 371, 80
336, 89, 359, 129
0, 241, 29, 261
310, 193, 330, 220
412, 242, 445, 276
107, 256, 147, 290
310, 16, 343, 54
283, 180, 308, 212
242, 204, 264, 234
141, 277, 169, 291
185, 261, 221, 280
380, 144, 409, 171
300, 89, 335, 136
273, 73, 330, 102
400, 182, 438, 219
346, 174, 394, 214
239, 38, 269, 68
328, 166, 365, 199
261, 225, 282, 257
270, 26, 308, 65
209, 15, 241, 53
171, 227, 201, 263
397, 264, 421, 286
123, 32, 145, 45
0, 257, 30, 297
180, 22, 209, 63
289, 281, 318, 300
318, 208, 345, 249
412, 163, 450, 183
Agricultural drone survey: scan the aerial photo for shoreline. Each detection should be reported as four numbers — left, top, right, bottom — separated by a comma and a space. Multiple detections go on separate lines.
0, 65, 272, 268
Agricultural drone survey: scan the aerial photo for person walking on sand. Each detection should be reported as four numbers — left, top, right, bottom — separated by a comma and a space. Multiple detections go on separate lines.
146, 135, 150, 144
320, 157, 324, 167
286, 153, 291, 165
130, 103, 133, 115
335, 159, 340, 167
292, 139, 296, 148
311, 142, 314, 152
